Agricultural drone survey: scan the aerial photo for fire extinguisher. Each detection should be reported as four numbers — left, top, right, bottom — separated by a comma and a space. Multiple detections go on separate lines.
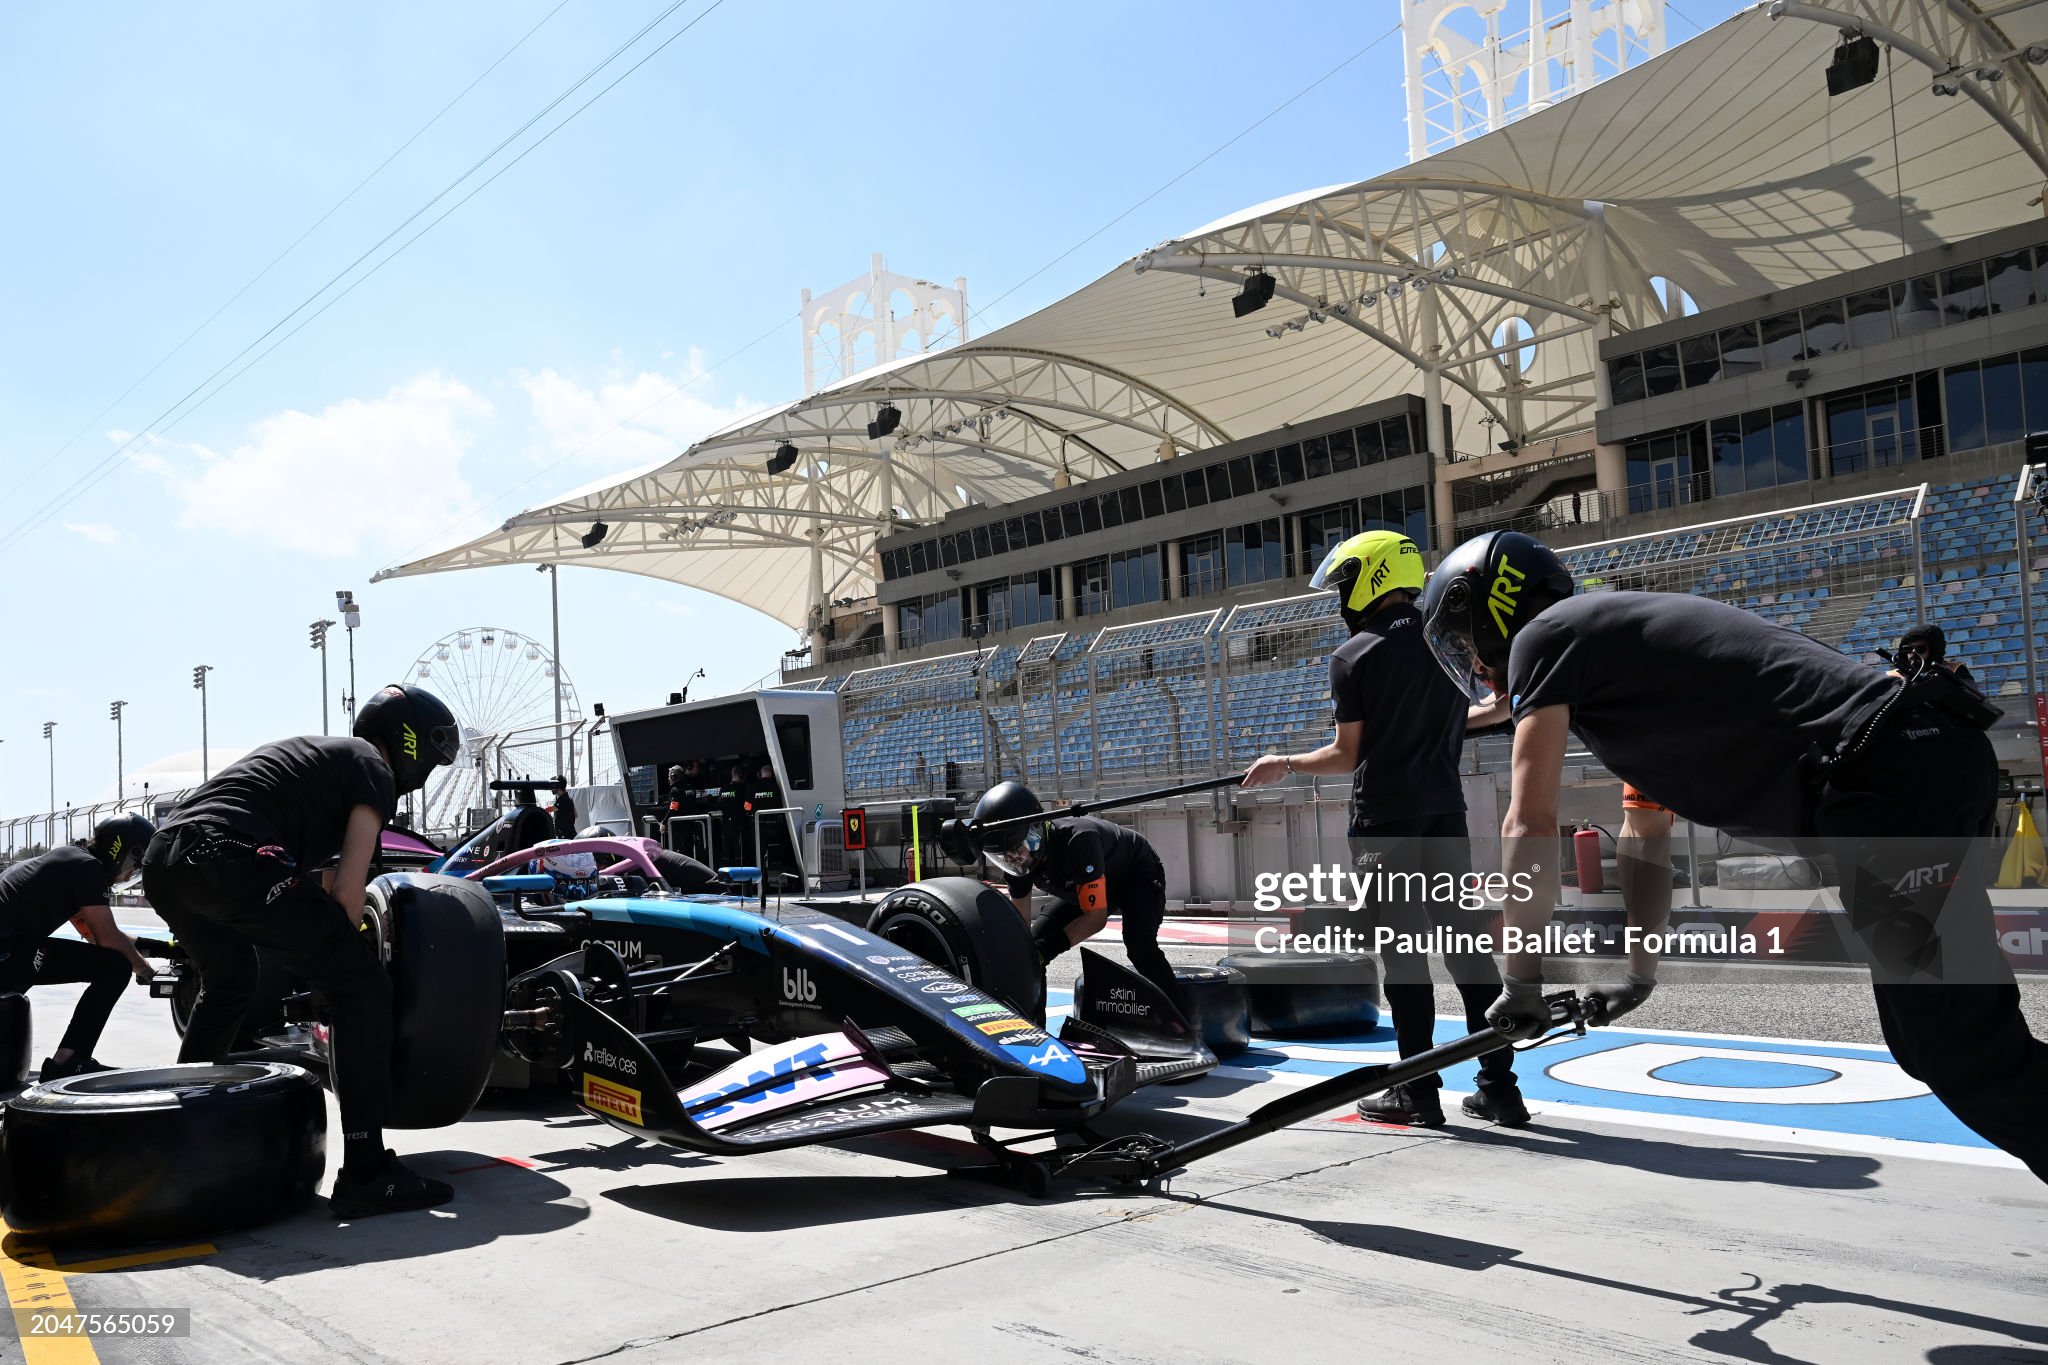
1573, 824, 1604, 895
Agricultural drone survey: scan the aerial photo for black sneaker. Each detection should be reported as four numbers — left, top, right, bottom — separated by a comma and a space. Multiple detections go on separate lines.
38, 1055, 113, 1081
1356, 1083, 1446, 1128
1461, 1086, 1532, 1128
329, 1151, 454, 1220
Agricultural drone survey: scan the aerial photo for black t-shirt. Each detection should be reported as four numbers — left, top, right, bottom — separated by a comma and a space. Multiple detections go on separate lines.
551, 794, 578, 841
0, 845, 111, 944
1509, 593, 1894, 837
1004, 815, 1157, 904
164, 736, 397, 869
1329, 603, 1467, 823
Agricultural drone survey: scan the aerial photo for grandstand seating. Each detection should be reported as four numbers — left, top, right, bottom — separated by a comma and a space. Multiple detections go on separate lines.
837, 473, 2042, 799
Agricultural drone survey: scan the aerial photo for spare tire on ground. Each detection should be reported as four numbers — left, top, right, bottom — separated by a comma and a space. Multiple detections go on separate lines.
0, 993, 30, 1089
364, 873, 506, 1129
867, 878, 1045, 1021
1, 1062, 325, 1248
1217, 953, 1381, 1037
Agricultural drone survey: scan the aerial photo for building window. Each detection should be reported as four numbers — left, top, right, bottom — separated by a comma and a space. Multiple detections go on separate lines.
1801, 299, 1847, 358
1011, 569, 1060, 627
1940, 263, 1989, 325
1109, 546, 1162, 609
1946, 361, 1987, 452
1226, 519, 1289, 587
1718, 322, 1761, 377
1895, 276, 1942, 336
1328, 426, 1359, 472
1824, 380, 1919, 476
1984, 354, 2025, 447
1381, 416, 1416, 459
1298, 501, 1358, 572
1758, 311, 1803, 369
1987, 250, 2038, 315
1074, 557, 1111, 617
1302, 434, 1331, 479
1181, 533, 1224, 597
1641, 344, 1682, 398
1679, 333, 1721, 388
1845, 288, 1894, 348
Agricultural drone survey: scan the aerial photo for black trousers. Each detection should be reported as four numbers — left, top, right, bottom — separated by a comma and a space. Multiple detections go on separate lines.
1348, 811, 1514, 1096
141, 827, 393, 1143
0, 936, 130, 1057
1033, 856, 1177, 1005
1813, 705, 2048, 1182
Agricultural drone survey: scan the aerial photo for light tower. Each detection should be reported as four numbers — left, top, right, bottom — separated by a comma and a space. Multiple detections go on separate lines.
801, 255, 968, 394
1403, 0, 1667, 163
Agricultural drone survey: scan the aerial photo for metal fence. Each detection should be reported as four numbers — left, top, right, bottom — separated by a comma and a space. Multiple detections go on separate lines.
2, 716, 622, 859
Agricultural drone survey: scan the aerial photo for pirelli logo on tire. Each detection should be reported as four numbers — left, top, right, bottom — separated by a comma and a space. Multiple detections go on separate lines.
582, 1074, 644, 1126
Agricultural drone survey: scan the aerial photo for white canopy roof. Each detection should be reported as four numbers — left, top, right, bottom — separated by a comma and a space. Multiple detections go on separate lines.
376, 0, 2048, 629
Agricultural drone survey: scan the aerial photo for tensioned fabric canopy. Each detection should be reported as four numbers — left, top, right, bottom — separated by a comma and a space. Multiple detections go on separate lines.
376, 0, 2048, 630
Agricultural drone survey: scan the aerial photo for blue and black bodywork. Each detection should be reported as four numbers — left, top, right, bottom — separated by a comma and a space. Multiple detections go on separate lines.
498, 878, 1216, 1155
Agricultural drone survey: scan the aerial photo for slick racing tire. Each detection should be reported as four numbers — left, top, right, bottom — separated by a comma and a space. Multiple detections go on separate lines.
365, 874, 506, 1128
1171, 964, 1251, 1058
1217, 953, 1381, 1037
868, 878, 1046, 1021
0, 1062, 325, 1248
0, 993, 29, 1089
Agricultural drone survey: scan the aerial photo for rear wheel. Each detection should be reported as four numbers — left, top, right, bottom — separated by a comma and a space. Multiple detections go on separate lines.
868, 877, 1045, 1021
1, 1062, 325, 1248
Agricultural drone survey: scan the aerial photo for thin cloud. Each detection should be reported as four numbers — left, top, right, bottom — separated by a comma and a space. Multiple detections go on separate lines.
62, 520, 122, 545
520, 351, 758, 475
159, 374, 489, 557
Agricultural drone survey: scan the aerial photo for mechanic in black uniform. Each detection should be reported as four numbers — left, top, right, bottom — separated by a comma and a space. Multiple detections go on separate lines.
549, 778, 577, 841
1420, 530, 2048, 1182
0, 814, 156, 1079
141, 684, 461, 1217
1244, 529, 1523, 1128
1892, 623, 1982, 695
970, 781, 1179, 1005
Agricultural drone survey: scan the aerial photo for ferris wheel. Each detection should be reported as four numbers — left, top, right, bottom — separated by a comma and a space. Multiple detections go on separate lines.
405, 626, 582, 835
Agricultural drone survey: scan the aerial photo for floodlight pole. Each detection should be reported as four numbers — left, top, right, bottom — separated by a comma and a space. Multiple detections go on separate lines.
41, 722, 55, 817
109, 701, 126, 810
193, 667, 214, 781
311, 619, 335, 735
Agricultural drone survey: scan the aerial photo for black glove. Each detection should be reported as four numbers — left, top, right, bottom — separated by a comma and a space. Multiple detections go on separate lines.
1583, 973, 1656, 1025
1484, 976, 1549, 1042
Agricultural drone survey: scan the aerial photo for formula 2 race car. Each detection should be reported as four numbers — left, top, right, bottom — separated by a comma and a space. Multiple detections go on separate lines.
499, 877, 1218, 1173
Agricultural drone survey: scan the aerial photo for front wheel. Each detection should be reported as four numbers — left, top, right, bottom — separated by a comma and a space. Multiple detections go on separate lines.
367, 874, 506, 1128
868, 877, 1045, 1021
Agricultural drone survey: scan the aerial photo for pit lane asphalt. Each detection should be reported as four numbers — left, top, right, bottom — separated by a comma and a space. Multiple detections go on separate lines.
5, 914, 2044, 1365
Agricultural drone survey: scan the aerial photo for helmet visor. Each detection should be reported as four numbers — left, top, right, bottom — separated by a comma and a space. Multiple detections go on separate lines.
1422, 609, 1491, 703
984, 824, 1044, 879
1308, 540, 1352, 594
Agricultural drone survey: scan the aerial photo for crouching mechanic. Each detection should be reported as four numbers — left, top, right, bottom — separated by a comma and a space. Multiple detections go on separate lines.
0, 815, 157, 1080
970, 782, 1179, 1006
1419, 530, 2048, 1182
141, 685, 461, 1217
1244, 529, 1522, 1127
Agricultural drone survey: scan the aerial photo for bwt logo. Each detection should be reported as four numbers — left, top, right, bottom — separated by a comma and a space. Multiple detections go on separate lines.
1487, 556, 1526, 633
693, 1042, 833, 1120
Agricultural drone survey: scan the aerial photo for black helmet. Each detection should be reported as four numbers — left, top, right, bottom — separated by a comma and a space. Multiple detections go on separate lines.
972, 781, 1048, 878
354, 684, 460, 795
1418, 531, 1574, 696
90, 813, 154, 877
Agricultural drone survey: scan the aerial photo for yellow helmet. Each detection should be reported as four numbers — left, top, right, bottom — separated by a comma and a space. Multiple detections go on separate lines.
1311, 529, 1425, 616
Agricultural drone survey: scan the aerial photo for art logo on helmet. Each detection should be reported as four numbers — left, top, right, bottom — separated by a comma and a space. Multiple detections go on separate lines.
1487, 554, 1526, 633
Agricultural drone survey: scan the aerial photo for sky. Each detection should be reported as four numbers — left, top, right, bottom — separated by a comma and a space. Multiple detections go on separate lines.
0, 0, 1747, 821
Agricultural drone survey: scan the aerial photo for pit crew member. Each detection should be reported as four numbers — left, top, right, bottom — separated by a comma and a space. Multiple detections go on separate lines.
0, 815, 156, 1080
1244, 529, 1522, 1128
142, 684, 462, 1217
1420, 530, 2048, 1182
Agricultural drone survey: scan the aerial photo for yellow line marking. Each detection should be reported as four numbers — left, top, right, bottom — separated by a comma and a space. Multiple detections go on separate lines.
50, 1244, 215, 1276
1, 1240, 97, 1365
